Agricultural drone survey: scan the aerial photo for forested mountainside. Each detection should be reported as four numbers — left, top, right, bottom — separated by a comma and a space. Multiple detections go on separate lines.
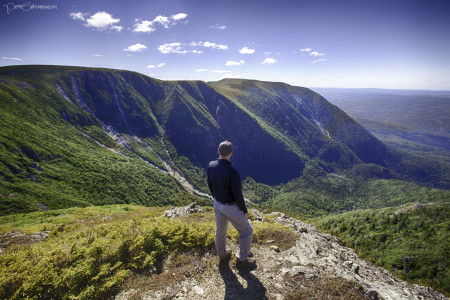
0, 65, 401, 214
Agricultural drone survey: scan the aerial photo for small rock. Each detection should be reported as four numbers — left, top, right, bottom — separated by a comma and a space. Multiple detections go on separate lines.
274, 283, 283, 289
36, 203, 48, 211
5, 230, 23, 237
266, 239, 274, 244
30, 231, 50, 241
267, 212, 286, 219
274, 294, 284, 300
271, 246, 280, 252
298, 227, 308, 233
367, 290, 379, 300
250, 209, 266, 222
282, 266, 317, 278
192, 285, 204, 295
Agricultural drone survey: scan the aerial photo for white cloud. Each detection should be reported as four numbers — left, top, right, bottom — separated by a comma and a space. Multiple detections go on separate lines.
239, 47, 255, 55
2, 57, 22, 61
225, 60, 245, 66
110, 25, 123, 32
133, 20, 155, 33
261, 58, 278, 65
311, 58, 328, 64
153, 15, 170, 28
172, 13, 188, 21
263, 51, 271, 56
92, 54, 103, 57
210, 24, 227, 30
300, 48, 312, 52
85, 11, 122, 32
310, 51, 326, 57
123, 43, 147, 52
147, 63, 165, 69
70, 12, 86, 21
159, 41, 228, 54
158, 43, 187, 54
194, 41, 228, 50
133, 13, 188, 33
196, 68, 208, 72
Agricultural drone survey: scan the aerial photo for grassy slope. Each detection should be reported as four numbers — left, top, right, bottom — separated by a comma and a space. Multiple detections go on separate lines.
0, 69, 181, 215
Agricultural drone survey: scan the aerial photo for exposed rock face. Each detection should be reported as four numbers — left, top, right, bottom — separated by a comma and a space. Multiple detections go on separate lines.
272, 213, 446, 300
119, 205, 446, 300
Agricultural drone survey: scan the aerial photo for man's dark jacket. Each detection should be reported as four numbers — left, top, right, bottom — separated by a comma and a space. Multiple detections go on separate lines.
207, 159, 248, 214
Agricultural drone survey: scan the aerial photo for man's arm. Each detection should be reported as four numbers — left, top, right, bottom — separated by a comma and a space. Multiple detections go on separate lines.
230, 170, 248, 214
207, 168, 213, 196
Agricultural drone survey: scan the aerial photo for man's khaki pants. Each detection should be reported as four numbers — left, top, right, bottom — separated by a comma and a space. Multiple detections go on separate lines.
214, 200, 253, 260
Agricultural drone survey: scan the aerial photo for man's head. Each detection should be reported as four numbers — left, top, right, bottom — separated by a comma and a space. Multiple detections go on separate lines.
218, 140, 233, 159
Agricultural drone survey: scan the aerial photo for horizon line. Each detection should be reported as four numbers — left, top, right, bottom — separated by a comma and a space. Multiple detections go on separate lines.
1, 63, 450, 93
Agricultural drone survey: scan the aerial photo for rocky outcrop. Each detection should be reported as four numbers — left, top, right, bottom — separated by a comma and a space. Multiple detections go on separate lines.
164, 203, 205, 218
119, 205, 447, 300
0, 230, 50, 254
272, 212, 446, 300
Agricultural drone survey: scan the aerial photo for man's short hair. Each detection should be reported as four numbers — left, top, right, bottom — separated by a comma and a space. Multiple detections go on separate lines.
218, 141, 233, 157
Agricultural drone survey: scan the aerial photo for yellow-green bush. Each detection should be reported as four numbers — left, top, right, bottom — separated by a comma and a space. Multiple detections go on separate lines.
0, 216, 215, 299
0, 204, 299, 299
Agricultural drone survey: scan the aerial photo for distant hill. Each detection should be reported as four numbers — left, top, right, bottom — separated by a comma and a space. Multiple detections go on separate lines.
313, 88, 450, 187
313, 88, 450, 145
0, 65, 402, 214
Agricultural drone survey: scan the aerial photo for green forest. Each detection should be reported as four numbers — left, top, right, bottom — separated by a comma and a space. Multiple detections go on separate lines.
312, 202, 449, 295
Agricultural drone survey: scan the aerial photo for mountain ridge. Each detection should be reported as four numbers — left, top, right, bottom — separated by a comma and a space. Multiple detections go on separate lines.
0, 65, 445, 215
0, 65, 387, 182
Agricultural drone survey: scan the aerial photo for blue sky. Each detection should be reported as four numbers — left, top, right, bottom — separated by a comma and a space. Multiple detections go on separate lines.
1, 0, 449, 90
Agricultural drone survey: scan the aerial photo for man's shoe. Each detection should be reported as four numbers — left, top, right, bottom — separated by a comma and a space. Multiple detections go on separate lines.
236, 257, 257, 269
219, 250, 232, 261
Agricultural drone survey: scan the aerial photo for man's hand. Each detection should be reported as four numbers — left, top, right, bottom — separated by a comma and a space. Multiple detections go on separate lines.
245, 212, 251, 219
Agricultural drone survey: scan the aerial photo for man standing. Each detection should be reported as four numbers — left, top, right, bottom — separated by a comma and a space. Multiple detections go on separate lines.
207, 141, 256, 268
